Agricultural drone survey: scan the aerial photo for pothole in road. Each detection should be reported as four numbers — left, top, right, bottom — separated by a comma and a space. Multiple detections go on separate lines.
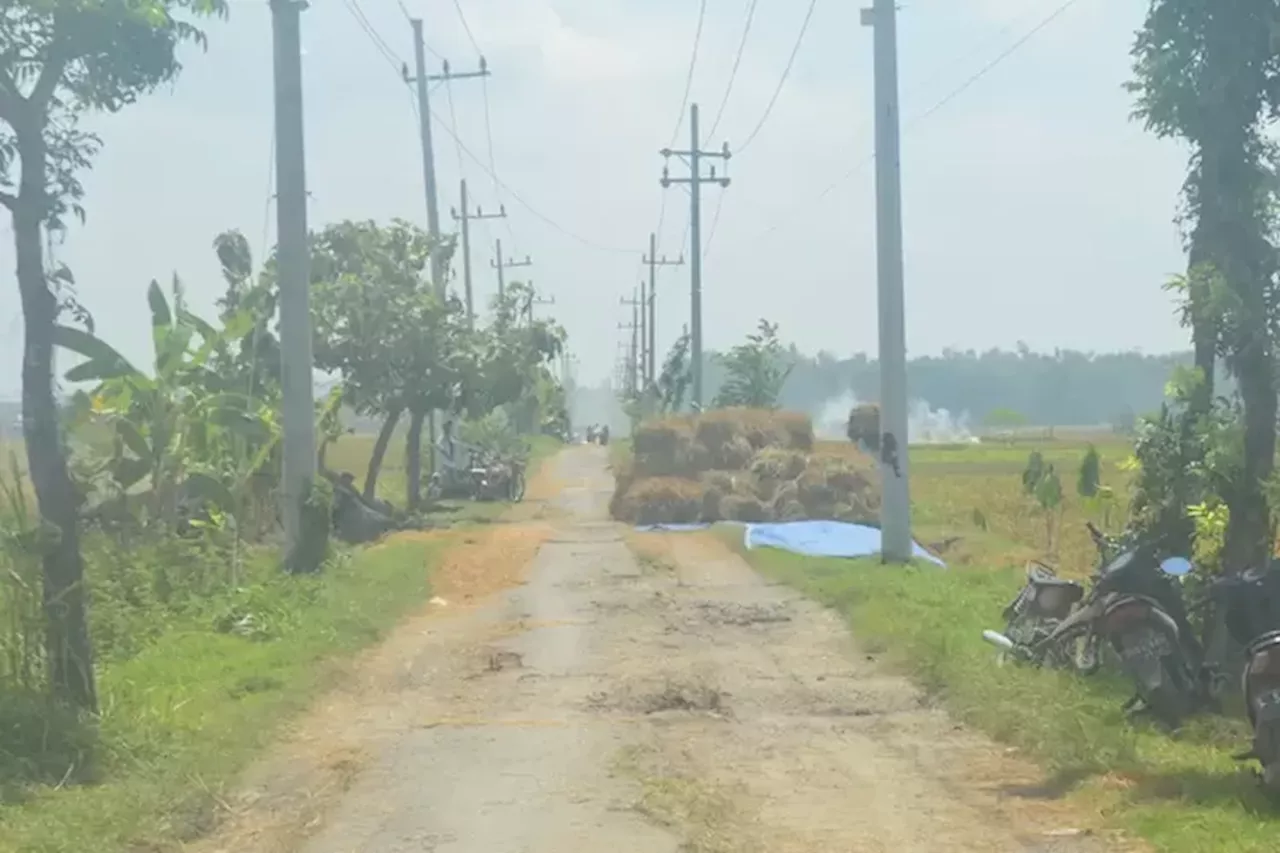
690, 600, 792, 626
486, 650, 524, 672
587, 677, 728, 716
660, 601, 793, 635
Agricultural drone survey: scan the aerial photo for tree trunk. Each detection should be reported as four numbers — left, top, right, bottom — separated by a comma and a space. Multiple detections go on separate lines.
1185, 242, 1216, 415
12, 137, 97, 710
363, 406, 402, 500
405, 408, 425, 510
1224, 353, 1276, 571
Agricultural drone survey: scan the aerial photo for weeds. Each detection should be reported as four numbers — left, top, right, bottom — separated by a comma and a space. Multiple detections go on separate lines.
0, 536, 443, 853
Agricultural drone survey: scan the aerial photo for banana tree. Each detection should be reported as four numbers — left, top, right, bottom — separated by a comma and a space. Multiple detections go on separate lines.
55, 277, 277, 528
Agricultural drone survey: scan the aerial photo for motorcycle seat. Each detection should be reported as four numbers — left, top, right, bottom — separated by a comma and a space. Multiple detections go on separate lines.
1028, 564, 1082, 588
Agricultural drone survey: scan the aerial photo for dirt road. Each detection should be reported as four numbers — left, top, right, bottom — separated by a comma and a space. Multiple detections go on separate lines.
199, 446, 1129, 853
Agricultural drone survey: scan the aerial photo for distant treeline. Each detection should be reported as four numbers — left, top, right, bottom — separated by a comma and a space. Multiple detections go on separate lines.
575, 346, 1200, 433
744, 346, 1200, 427
690, 346, 1201, 428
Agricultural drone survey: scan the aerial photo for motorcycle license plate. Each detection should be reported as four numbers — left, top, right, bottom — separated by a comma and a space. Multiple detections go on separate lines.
1257, 689, 1280, 723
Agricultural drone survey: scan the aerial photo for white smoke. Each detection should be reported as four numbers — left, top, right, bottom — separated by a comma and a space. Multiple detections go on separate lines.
811, 393, 979, 445
815, 392, 858, 439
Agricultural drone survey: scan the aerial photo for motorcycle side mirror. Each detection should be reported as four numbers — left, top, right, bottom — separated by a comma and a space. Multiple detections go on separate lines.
1159, 556, 1193, 577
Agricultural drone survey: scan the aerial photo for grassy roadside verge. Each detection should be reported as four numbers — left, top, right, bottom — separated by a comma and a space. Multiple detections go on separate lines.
730, 537, 1280, 853
0, 536, 447, 853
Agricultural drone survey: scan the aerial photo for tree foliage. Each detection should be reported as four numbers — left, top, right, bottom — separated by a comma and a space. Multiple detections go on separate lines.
0, 0, 229, 711
306, 223, 564, 505
712, 319, 792, 409
1129, 0, 1280, 570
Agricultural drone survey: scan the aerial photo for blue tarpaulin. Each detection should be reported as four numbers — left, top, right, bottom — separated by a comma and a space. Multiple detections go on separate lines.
743, 520, 945, 567
632, 519, 945, 567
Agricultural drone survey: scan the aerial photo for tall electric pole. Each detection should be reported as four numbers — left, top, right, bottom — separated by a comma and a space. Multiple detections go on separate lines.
450, 179, 506, 325
642, 232, 683, 385
617, 315, 639, 398
270, 0, 316, 569
621, 287, 646, 387
863, 0, 911, 563
491, 238, 532, 301
403, 29, 487, 478
660, 103, 730, 411
402, 35, 489, 295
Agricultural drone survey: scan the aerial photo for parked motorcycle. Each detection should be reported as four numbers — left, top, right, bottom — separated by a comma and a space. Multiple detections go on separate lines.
983, 525, 1204, 728
994, 560, 1092, 671
470, 450, 527, 502
1202, 564, 1280, 792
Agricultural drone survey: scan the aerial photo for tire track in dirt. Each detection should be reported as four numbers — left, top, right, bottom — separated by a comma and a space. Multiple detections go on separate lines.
615, 531, 1141, 852
188, 446, 1139, 852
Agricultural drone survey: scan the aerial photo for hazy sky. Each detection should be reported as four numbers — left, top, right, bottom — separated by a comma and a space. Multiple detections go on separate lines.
0, 0, 1190, 391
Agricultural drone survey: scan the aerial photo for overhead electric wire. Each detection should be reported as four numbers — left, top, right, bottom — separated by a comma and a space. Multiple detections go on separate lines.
429, 110, 638, 254
345, 0, 637, 256
451, 0, 483, 55
481, 76, 519, 248
260, 127, 276, 259
706, 0, 760, 140
444, 77, 467, 177
344, 0, 404, 71
666, 0, 708, 148
703, 194, 725, 257
393, 0, 445, 59
753, 0, 1085, 238
735, 0, 818, 154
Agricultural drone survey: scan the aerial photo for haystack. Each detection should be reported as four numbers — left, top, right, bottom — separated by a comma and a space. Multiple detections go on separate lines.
611, 408, 879, 526
613, 476, 704, 525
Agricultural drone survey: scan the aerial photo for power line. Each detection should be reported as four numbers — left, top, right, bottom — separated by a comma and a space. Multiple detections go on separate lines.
735, 0, 818, 154
703, 194, 724, 257
344, 0, 404, 71
753, 0, 1084, 238
445, 77, 466, 177
260, 126, 276, 260
393, 0, 445, 59
429, 109, 639, 254
481, 75, 518, 248
451, 0, 483, 55
908, 0, 1083, 126
342, 4, 633, 256
706, 0, 759, 140
667, 0, 708, 148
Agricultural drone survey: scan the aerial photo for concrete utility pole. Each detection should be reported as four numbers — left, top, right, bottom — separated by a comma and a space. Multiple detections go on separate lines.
862, 0, 911, 563
450, 179, 506, 325
620, 287, 647, 387
403, 30, 487, 477
523, 285, 554, 324
617, 316, 640, 398
491, 238, 532, 302
642, 231, 683, 385
402, 34, 489, 296
269, 0, 316, 568
660, 103, 730, 411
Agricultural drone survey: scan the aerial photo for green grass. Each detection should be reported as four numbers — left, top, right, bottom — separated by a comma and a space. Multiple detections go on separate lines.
906, 435, 1135, 576
0, 536, 447, 853
724, 432, 1280, 853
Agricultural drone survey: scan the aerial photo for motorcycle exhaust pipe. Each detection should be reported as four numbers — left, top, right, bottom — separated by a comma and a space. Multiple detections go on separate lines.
982, 630, 1015, 651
